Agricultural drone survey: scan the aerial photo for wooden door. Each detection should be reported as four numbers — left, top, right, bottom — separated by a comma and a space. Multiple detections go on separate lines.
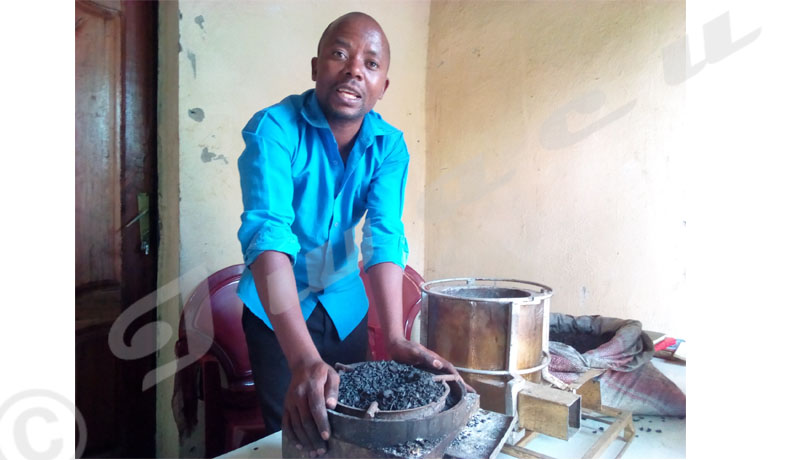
75, 0, 157, 457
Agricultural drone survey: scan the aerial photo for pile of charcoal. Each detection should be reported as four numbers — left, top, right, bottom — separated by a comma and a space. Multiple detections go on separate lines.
550, 331, 616, 353
338, 361, 445, 411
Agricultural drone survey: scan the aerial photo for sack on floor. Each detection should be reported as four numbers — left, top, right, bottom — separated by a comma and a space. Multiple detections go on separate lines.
547, 313, 685, 416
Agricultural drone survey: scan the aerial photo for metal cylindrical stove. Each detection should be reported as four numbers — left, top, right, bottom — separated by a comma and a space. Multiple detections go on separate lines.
420, 278, 553, 416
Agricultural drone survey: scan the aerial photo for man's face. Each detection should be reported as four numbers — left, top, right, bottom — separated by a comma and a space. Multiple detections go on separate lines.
312, 16, 390, 124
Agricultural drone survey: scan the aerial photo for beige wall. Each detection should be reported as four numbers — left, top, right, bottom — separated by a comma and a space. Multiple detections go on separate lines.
158, 0, 685, 456
425, 1, 686, 336
157, 0, 431, 456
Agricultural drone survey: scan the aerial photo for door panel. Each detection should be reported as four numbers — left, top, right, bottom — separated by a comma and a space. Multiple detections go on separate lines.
75, 1, 157, 457
75, 0, 122, 290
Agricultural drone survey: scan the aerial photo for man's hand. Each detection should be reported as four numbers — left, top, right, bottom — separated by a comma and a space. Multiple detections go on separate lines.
386, 338, 475, 392
282, 359, 340, 458
365, 262, 475, 393
252, 251, 339, 456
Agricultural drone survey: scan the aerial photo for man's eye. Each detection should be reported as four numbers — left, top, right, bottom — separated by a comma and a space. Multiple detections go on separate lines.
367, 61, 379, 69
333, 51, 345, 58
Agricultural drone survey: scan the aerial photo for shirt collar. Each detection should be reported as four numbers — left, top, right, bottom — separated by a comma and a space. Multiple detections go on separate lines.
300, 89, 329, 129
300, 89, 396, 141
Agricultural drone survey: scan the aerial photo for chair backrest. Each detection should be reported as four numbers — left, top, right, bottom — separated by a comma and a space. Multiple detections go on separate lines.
178, 262, 425, 373
360, 263, 425, 361
178, 264, 252, 386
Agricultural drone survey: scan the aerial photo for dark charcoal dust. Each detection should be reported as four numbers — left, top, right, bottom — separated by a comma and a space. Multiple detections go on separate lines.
656, 429, 662, 433
338, 361, 445, 411
592, 430, 597, 434
449, 409, 508, 458
647, 428, 652, 432
380, 436, 443, 458
549, 331, 615, 353
598, 426, 604, 431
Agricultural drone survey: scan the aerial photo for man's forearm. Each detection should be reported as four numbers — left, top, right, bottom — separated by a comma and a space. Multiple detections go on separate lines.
251, 250, 321, 370
365, 262, 404, 345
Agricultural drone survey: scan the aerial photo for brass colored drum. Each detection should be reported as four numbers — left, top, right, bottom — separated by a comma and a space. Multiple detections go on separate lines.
420, 278, 553, 414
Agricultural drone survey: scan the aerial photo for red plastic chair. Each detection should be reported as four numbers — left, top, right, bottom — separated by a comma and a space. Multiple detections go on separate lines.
359, 262, 425, 361
174, 264, 265, 457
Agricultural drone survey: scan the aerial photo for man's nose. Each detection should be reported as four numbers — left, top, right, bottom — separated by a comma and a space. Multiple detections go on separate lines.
344, 58, 363, 80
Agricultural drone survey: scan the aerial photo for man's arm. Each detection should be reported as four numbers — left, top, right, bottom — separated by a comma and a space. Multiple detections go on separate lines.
238, 110, 335, 457
251, 250, 336, 457
365, 262, 464, 379
361, 135, 470, 386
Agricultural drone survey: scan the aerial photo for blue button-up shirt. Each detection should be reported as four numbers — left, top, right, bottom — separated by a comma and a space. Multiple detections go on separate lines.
236, 89, 409, 340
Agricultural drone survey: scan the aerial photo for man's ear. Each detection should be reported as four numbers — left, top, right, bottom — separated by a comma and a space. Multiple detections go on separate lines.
378, 78, 390, 100
311, 57, 318, 81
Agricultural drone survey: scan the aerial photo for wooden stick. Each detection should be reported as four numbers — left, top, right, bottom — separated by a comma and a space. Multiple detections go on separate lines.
365, 401, 380, 418
615, 438, 634, 459
515, 429, 539, 447
501, 443, 554, 459
581, 414, 615, 425
334, 362, 356, 372
568, 368, 605, 391
582, 410, 632, 458
433, 374, 458, 382
541, 368, 570, 390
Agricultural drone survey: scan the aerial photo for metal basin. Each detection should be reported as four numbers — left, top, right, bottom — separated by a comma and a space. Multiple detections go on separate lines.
327, 378, 472, 449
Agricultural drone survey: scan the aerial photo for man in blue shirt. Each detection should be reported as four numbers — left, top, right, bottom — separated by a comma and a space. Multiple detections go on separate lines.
237, 12, 463, 457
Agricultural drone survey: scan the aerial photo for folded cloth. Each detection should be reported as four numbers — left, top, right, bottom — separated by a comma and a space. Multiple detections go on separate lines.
601, 363, 686, 416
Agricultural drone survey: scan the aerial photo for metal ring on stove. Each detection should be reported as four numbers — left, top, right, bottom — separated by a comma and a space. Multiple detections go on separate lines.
454, 350, 551, 376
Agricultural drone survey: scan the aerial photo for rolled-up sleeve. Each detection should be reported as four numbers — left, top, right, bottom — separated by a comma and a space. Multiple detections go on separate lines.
237, 111, 300, 267
361, 134, 410, 270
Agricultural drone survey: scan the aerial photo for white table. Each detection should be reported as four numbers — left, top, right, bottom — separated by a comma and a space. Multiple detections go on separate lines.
217, 431, 282, 459
219, 358, 686, 459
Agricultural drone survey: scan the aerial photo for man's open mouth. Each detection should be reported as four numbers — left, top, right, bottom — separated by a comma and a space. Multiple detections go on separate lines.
337, 87, 361, 100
